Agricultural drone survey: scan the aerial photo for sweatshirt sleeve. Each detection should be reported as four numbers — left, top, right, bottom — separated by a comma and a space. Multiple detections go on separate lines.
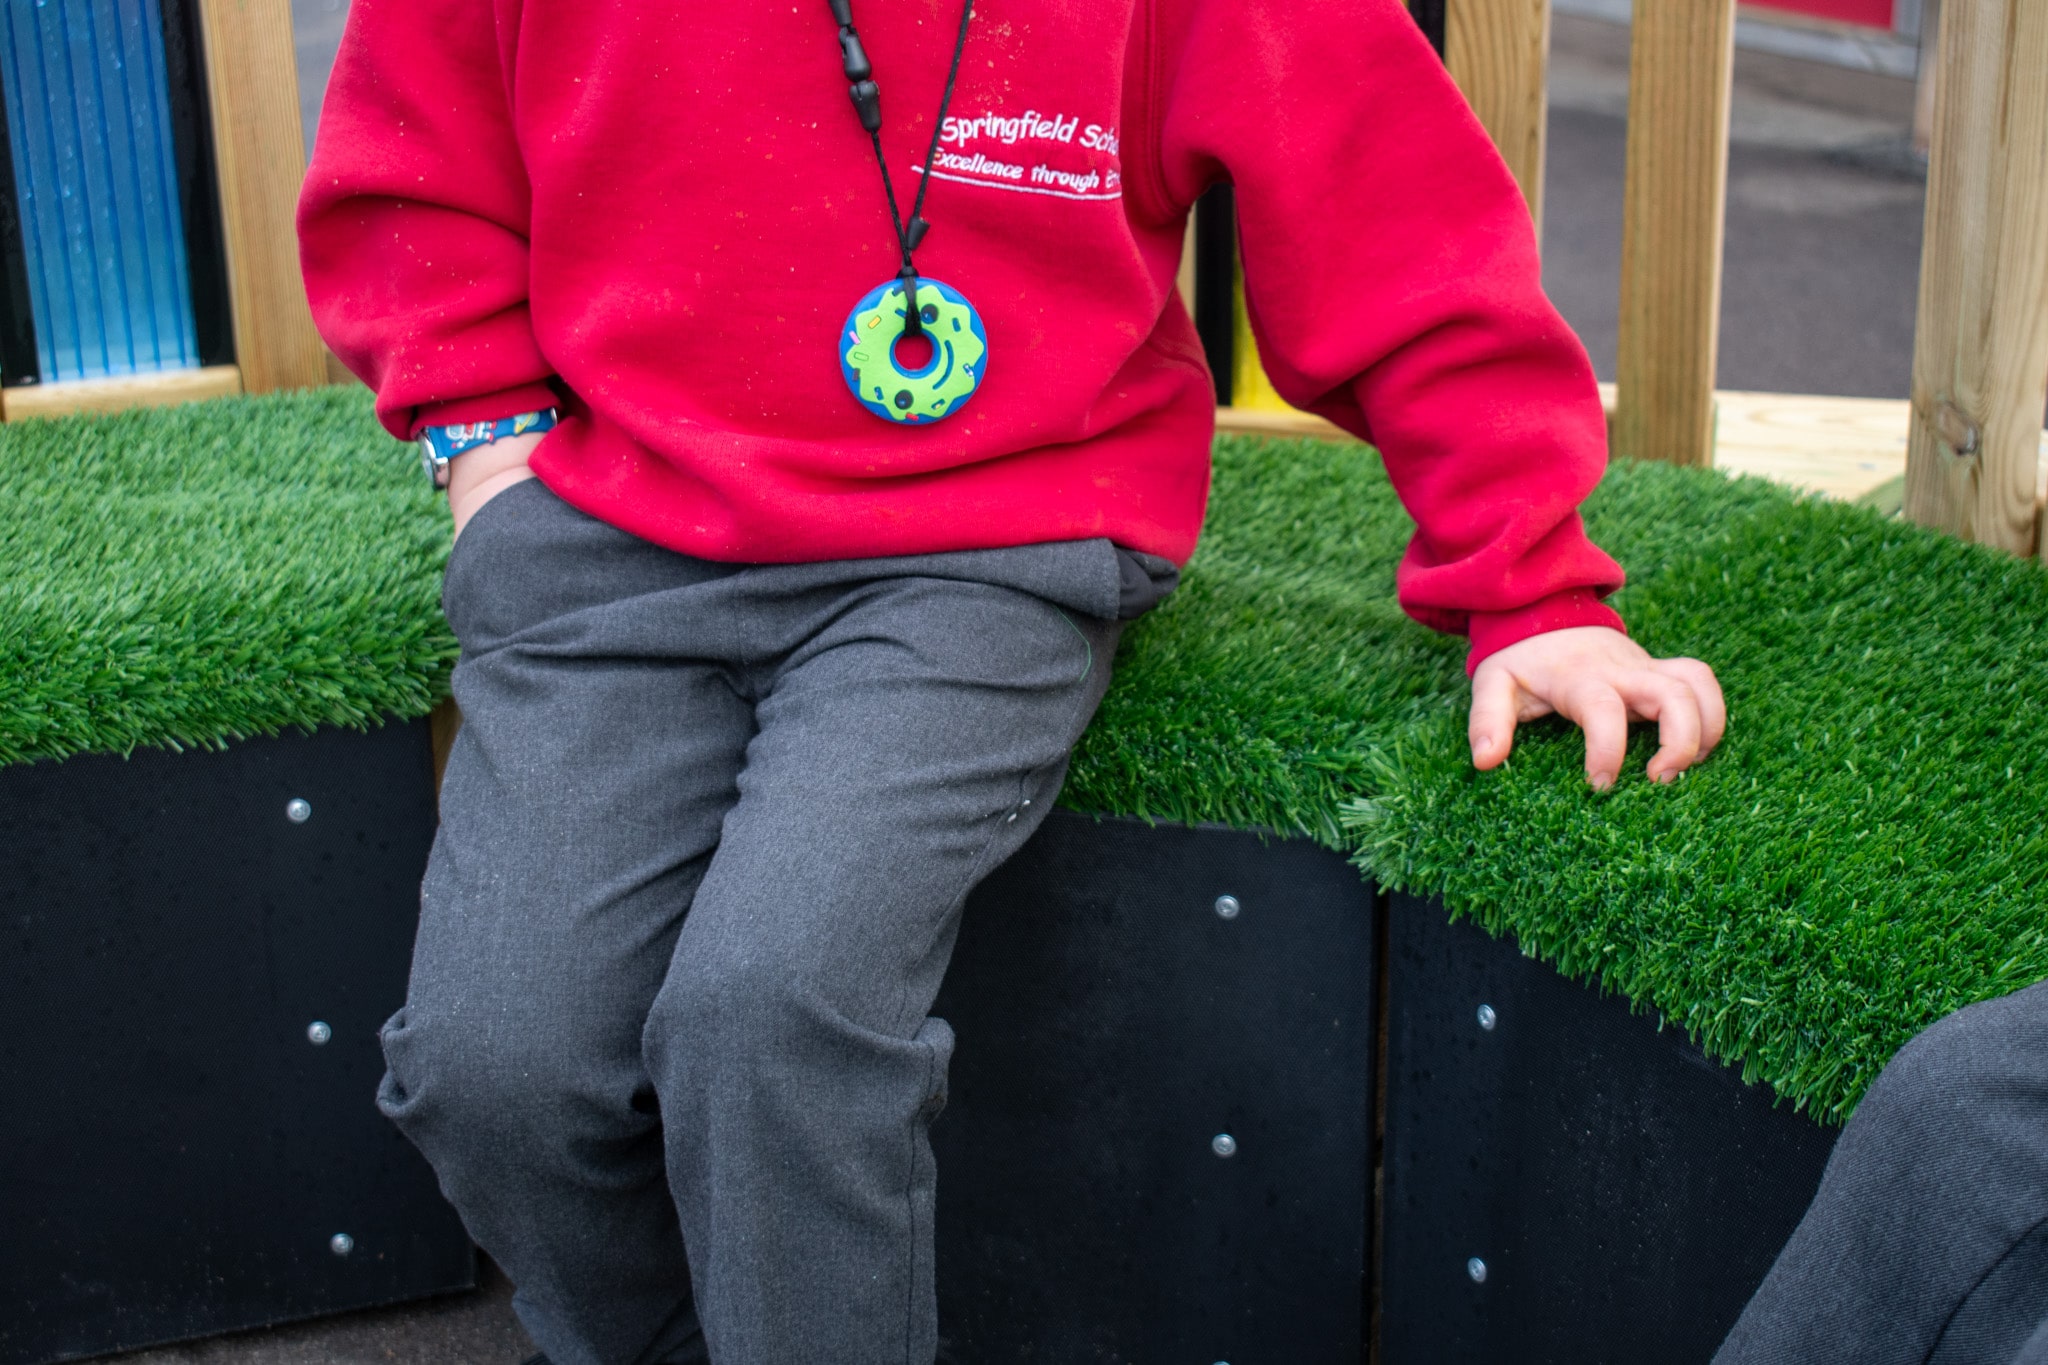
297, 0, 559, 441
1145, 0, 1626, 672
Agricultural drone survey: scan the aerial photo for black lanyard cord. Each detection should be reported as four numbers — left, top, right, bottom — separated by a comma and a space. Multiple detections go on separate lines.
832, 0, 975, 339
910, 0, 975, 236
865, 128, 913, 264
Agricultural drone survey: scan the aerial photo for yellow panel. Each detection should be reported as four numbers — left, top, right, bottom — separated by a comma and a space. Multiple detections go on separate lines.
1229, 257, 1303, 416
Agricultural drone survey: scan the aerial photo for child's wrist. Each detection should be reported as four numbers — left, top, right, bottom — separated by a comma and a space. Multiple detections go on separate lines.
446, 432, 544, 505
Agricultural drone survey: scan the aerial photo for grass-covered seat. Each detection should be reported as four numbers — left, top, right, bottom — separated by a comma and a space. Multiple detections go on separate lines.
6, 387, 2047, 1125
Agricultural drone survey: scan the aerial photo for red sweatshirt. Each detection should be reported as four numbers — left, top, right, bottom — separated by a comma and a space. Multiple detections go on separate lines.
299, 0, 1626, 668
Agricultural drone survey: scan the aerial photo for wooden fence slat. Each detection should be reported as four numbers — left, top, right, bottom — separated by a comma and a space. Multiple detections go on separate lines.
1177, 216, 1197, 320
195, 0, 328, 393
1902, 0, 2048, 559
1446, 0, 1552, 230
1, 365, 243, 421
1611, 0, 1736, 469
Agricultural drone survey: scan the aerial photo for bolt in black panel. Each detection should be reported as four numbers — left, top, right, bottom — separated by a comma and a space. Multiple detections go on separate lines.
1379, 893, 1838, 1365
0, 724, 471, 1365
934, 811, 1376, 1365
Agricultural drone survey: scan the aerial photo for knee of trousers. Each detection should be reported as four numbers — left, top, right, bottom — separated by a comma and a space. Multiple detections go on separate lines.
1837, 981, 2048, 1192
643, 949, 956, 1134
376, 1004, 655, 1163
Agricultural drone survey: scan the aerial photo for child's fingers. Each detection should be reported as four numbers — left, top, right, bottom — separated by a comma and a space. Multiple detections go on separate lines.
1467, 665, 1521, 769
1615, 669, 1704, 783
1653, 657, 1726, 758
1561, 680, 1629, 790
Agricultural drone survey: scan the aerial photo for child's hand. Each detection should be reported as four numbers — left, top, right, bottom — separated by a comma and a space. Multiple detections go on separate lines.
447, 431, 546, 538
1468, 626, 1725, 790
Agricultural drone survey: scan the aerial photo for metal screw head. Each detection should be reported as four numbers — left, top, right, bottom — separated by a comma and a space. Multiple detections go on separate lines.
1211, 1133, 1237, 1158
1477, 1003, 1497, 1031
330, 1233, 355, 1258
286, 798, 312, 824
1213, 895, 1241, 920
1467, 1256, 1488, 1284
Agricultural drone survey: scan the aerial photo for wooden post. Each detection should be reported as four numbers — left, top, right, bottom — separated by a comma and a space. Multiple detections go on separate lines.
1902, 0, 2048, 558
1177, 216, 1197, 320
195, 0, 328, 393
1610, 0, 1736, 468
1, 367, 243, 421
1911, 0, 1942, 158
1446, 0, 1552, 231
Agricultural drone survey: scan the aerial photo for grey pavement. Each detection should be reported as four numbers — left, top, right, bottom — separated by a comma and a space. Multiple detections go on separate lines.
294, 0, 346, 159
1542, 13, 1923, 399
154, 6, 1925, 1364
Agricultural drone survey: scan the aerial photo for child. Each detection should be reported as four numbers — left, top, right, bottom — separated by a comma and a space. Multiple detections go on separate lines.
299, 0, 1724, 1359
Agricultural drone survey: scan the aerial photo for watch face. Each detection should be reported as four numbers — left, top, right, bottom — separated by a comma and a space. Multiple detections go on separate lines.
419, 436, 444, 485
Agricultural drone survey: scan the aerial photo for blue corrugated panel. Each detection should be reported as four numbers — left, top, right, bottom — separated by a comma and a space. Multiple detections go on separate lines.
0, 0, 199, 382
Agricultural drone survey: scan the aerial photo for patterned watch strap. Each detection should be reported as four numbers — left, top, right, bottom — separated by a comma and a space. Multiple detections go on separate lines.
421, 408, 558, 463
418, 408, 558, 487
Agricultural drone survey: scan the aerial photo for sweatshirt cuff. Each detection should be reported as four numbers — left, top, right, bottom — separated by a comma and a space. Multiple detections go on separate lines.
409, 382, 563, 439
1465, 588, 1627, 676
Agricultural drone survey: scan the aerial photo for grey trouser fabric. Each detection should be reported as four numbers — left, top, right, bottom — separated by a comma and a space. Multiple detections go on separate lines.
377, 478, 1126, 1365
1714, 979, 2048, 1365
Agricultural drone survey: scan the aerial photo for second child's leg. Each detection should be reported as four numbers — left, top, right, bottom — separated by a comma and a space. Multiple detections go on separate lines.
1713, 979, 2048, 1365
645, 564, 1121, 1365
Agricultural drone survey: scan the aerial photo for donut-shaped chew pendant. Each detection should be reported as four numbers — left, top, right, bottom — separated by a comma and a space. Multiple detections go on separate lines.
839, 276, 988, 424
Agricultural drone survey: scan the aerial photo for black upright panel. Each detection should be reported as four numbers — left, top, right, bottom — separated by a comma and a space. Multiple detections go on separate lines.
1192, 186, 1237, 404
1379, 894, 1840, 1365
1406, 0, 1448, 57
158, 0, 236, 369
0, 724, 471, 1365
0, 81, 37, 386
933, 812, 1377, 1365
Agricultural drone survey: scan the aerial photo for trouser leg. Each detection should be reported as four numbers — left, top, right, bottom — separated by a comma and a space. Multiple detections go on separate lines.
377, 481, 747, 1365
2015, 1314, 2048, 1365
1714, 979, 2048, 1365
643, 571, 1121, 1365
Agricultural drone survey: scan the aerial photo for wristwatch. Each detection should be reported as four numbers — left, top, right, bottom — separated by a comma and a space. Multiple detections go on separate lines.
418, 408, 559, 488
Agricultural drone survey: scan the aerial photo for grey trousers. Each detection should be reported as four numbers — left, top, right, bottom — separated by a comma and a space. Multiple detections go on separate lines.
1714, 979, 2048, 1365
378, 479, 1126, 1365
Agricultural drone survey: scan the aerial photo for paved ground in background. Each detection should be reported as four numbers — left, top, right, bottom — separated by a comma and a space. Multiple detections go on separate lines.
293, 0, 346, 153
1543, 13, 1923, 398
122, 10, 1922, 1365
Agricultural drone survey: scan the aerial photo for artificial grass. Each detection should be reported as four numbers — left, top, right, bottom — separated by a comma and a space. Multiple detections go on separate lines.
0, 388, 453, 766
6, 388, 2046, 1124
1066, 436, 2048, 1125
